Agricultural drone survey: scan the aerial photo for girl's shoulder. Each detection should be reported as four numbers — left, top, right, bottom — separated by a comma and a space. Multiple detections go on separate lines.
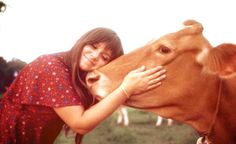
28, 53, 68, 71
34, 53, 62, 63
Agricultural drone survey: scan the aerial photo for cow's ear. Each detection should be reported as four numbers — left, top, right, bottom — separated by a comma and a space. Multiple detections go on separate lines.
197, 43, 236, 78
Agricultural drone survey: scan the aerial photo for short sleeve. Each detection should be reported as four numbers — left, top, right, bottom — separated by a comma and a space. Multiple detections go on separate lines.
19, 55, 82, 107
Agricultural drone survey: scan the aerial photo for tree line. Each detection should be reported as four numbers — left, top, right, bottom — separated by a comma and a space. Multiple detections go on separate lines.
0, 57, 27, 95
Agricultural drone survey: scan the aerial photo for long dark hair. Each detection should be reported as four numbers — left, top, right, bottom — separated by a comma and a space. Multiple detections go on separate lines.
63, 27, 124, 143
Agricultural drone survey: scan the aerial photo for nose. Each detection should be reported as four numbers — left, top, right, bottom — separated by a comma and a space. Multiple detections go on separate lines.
86, 71, 100, 87
90, 50, 100, 61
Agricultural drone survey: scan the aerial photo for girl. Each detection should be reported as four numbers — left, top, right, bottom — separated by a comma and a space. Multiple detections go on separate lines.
0, 27, 166, 144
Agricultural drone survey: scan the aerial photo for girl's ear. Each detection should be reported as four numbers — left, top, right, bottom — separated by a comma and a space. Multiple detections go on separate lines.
197, 43, 236, 78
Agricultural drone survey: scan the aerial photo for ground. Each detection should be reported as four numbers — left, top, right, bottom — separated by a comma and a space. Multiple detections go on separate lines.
54, 108, 198, 144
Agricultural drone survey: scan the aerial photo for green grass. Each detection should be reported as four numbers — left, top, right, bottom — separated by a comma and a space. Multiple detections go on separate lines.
54, 108, 199, 144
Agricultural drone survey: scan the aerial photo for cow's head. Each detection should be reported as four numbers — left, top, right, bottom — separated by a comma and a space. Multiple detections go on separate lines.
86, 20, 236, 134
86, 20, 209, 96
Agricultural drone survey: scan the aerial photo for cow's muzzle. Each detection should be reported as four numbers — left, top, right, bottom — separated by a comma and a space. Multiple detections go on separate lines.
86, 70, 112, 98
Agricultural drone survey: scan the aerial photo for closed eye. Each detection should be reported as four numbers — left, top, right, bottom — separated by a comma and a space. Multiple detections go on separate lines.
91, 44, 97, 49
102, 53, 111, 61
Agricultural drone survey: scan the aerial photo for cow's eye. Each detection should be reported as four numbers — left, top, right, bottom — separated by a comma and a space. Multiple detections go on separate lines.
159, 45, 171, 54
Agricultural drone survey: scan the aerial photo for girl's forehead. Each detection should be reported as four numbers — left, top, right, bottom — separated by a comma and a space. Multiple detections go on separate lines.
94, 42, 107, 47
94, 42, 112, 53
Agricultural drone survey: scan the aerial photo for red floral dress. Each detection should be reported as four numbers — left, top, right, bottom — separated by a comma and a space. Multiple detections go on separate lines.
0, 53, 81, 144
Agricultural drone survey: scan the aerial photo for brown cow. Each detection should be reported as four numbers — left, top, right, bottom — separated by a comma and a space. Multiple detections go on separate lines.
86, 20, 236, 144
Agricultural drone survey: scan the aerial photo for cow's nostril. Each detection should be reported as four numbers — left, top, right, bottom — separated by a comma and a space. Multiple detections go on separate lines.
87, 76, 99, 84
86, 72, 100, 87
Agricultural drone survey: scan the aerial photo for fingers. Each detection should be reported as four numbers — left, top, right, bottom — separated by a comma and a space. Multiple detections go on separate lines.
145, 66, 166, 90
148, 74, 166, 85
122, 65, 166, 96
147, 82, 162, 90
148, 69, 166, 80
130, 66, 146, 73
142, 66, 164, 76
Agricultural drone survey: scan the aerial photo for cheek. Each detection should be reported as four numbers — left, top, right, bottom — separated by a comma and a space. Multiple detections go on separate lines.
82, 46, 92, 55
97, 60, 109, 68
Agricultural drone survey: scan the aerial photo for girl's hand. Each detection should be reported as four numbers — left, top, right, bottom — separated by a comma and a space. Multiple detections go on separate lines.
120, 66, 166, 98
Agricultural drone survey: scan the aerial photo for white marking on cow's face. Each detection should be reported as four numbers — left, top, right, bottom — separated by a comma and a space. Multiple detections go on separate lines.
196, 48, 209, 64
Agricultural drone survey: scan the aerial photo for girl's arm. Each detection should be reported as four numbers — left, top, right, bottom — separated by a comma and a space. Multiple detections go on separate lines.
54, 66, 166, 134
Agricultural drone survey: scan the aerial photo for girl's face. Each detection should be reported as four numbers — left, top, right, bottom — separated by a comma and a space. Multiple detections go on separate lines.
79, 42, 113, 71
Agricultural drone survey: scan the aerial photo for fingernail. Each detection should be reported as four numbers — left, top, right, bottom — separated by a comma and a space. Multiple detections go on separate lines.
161, 69, 166, 73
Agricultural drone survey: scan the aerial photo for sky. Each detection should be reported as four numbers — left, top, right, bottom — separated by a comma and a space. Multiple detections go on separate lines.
0, 0, 236, 63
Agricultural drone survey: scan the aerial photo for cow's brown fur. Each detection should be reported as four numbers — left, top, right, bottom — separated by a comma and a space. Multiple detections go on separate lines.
86, 20, 236, 144
199, 44, 236, 78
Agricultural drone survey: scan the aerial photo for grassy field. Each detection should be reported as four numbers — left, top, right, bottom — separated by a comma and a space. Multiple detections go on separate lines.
55, 108, 199, 144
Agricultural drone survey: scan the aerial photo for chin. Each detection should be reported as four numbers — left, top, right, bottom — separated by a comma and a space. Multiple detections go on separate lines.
81, 68, 92, 72
80, 65, 93, 71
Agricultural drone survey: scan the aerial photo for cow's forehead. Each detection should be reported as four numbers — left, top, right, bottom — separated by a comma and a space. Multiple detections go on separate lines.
154, 30, 209, 52
152, 39, 177, 50
151, 34, 194, 50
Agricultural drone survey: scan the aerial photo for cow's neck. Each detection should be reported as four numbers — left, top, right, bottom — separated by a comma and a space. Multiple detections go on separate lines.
195, 78, 236, 144
207, 78, 236, 144
203, 79, 223, 144
183, 77, 221, 136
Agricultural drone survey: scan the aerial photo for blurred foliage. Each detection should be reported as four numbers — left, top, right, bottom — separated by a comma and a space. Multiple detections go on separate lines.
0, 56, 27, 94
0, 1, 6, 13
